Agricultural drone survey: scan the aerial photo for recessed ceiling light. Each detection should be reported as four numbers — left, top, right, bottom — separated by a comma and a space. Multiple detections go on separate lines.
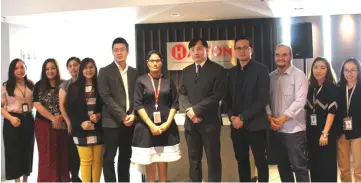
171, 13, 180, 17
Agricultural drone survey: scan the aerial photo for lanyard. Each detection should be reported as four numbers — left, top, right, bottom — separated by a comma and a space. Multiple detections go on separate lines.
312, 85, 323, 113
148, 74, 162, 107
346, 85, 356, 116
16, 83, 26, 102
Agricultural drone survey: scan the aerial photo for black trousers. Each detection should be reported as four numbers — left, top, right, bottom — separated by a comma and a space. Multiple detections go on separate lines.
103, 126, 134, 182
3, 113, 34, 180
67, 134, 81, 182
185, 125, 222, 182
271, 131, 310, 182
231, 128, 269, 182
307, 130, 337, 182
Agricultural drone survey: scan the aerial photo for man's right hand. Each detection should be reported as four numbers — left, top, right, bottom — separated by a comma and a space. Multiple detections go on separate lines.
123, 115, 135, 127
231, 116, 244, 129
268, 115, 281, 131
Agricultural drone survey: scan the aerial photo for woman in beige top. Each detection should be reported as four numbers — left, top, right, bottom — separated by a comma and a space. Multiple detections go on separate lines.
1, 58, 35, 182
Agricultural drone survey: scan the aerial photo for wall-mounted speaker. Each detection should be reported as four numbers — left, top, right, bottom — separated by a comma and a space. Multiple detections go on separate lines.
291, 22, 313, 59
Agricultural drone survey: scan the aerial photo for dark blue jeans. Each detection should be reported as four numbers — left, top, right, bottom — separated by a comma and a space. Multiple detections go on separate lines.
271, 131, 310, 182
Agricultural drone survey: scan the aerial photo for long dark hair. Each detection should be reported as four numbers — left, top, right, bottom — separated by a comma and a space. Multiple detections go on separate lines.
308, 57, 337, 88
339, 58, 361, 86
4, 58, 34, 96
73, 57, 98, 92
40, 58, 61, 93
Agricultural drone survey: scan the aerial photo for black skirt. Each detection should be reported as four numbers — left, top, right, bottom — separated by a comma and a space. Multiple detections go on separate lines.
3, 112, 35, 180
131, 120, 181, 165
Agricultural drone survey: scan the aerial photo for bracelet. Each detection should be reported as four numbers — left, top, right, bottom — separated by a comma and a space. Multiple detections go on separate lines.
321, 131, 329, 138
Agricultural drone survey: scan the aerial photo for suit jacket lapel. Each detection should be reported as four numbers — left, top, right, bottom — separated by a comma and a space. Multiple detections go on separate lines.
197, 59, 210, 80
127, 68, 134, 99
111, 62, 125, 93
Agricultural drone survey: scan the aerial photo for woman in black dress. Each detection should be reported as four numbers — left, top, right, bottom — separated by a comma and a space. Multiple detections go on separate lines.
131, 50, 181, 182
305, 57, 338, 182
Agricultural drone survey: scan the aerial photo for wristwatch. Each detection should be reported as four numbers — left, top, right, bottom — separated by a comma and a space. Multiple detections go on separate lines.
321, 131, 329, 138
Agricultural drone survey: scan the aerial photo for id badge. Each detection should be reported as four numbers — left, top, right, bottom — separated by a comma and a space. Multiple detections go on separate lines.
310, 114, 317, 126
22, 103, 29, 113
153, 111, 161, 124
343, 117, 353, 130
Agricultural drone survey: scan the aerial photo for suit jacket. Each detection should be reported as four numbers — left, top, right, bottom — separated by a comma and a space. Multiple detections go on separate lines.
98, 62, 139, 128
179, 59, 226, 132
226, 60, 270, 131
66, 82, 103, 138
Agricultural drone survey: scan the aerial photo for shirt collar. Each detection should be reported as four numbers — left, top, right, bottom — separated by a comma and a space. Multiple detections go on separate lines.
114, 61, 128, 72
195, 58, 207, 68
238, 59, 253, 71
276, 64, 294, 75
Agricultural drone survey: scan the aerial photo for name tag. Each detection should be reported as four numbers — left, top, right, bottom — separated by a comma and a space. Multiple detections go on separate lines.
22, 103, 29, 113
153, 111, 161, 124
343, 117, 353, 131
310, 114, 317, 126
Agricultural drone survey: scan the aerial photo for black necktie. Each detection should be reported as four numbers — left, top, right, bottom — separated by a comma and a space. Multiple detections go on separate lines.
196, 64, 201, 77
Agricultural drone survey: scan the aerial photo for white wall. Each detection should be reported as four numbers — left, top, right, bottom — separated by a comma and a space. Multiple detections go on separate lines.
1, 22, 11, 179
8, 7, 137, 83
1, 8, 137, 179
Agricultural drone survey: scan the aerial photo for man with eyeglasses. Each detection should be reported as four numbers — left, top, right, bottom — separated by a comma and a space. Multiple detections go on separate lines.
226, 36, 270, 182
179, 38, 226, 182
98, 37, 139, 182
266, 44, 309, 182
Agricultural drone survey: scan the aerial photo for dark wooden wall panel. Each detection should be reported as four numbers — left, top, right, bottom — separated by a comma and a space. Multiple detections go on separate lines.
135, 18, 281, 84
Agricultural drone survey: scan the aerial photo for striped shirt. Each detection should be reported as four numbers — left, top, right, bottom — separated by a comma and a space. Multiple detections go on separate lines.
73, 85, 104, 146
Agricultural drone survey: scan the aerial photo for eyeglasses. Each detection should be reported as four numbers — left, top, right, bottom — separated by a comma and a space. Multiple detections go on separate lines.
113, 48, 127, 53
344, 69, 358, 74
190, 47, 205, 52
148, 59, 161, 63
235, 46, 251, 51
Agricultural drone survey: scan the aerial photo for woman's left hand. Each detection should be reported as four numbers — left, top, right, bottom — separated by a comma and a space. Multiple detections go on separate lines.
159, 121, 171, 133
319, 136, 328, 146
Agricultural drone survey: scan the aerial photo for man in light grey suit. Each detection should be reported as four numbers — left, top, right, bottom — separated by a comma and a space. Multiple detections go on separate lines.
98, 37, 139, 182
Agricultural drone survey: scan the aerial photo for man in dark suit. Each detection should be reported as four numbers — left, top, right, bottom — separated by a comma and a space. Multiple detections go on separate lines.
98, 37, 139, 182
179, 38, 226, 182
226, 36, 270, 182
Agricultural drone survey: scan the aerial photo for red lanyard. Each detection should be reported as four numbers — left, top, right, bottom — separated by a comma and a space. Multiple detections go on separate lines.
148, 74, 162, 105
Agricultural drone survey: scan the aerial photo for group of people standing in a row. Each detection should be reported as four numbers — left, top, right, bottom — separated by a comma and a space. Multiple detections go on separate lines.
225, 37, 361, 183
1, 37, 180, 183
1, 36, 360, 183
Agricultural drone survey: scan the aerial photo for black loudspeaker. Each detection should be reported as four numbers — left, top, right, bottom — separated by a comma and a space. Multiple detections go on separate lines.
291, 22, 313, 59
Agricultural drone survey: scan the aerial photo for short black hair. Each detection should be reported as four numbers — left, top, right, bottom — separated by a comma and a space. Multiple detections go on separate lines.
234, 36, 253, 48
146, 50, 163, 61
112, 37, 129, 51
188, 38, 208, 49
66, 57, 81, 67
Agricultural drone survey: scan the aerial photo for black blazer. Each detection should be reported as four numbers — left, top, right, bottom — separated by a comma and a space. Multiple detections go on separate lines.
98, 62, 139, 128
226, 60, 270, 131
66, 83, 103, 138
337, 82, 361, 140
179, 59, 226, 132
